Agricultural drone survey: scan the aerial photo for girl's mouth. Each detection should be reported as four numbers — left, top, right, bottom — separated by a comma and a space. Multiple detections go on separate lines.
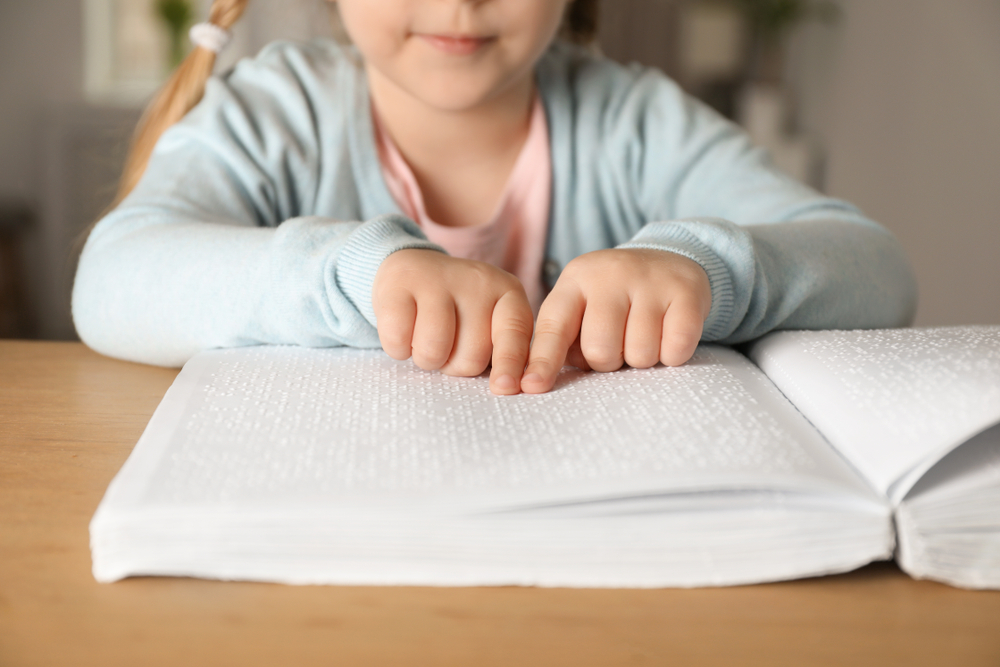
419, 34, 496, 55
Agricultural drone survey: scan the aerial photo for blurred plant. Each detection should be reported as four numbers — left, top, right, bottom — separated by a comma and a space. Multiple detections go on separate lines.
726, 0, 839, 44
156, 0, 194, 69
720, 0, 839, 83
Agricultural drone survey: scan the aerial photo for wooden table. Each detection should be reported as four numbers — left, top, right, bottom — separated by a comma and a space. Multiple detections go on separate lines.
2, 340, 999, 666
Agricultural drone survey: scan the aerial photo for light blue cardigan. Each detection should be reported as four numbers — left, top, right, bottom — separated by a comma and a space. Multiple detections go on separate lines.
73, 39, 917, 367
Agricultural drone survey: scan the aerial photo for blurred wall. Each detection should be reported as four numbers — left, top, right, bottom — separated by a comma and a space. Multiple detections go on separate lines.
0, 1, 83, 199
1, 0, 89, 339
790, 0, 1000, 326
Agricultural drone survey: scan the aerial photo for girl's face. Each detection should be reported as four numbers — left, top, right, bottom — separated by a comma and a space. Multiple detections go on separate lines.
335, 0, 572, 112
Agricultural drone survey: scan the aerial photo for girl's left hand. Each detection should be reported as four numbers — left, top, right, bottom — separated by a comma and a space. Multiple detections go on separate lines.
521, 248, 712, 394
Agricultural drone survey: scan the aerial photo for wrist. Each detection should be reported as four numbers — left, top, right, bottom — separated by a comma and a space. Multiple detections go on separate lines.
337, 215, 445, 326
619, 219, 750, 341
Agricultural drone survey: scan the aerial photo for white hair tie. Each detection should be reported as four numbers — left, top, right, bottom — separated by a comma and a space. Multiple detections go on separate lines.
189, 22, 233, 53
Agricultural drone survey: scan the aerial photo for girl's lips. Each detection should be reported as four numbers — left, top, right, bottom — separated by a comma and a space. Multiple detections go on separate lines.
419, 34, 495, 55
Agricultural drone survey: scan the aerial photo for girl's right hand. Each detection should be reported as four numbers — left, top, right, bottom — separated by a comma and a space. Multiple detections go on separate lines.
372, 249, 534, 396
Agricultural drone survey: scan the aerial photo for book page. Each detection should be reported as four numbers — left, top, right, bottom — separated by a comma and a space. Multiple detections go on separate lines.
895, 421, 1000, 589
100, 344, 877, 517
748, 327, 1000, 502
902, 421, 1000, 505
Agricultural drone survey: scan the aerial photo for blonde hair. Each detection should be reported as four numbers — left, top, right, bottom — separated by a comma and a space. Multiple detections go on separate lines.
113, 0, 598, 206
114, 0, 249, 206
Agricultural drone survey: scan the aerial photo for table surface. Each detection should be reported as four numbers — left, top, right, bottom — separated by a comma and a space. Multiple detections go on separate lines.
2, 340, 999, 667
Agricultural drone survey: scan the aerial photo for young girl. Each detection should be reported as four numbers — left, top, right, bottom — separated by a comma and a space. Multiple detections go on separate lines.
73, 0, 917, 396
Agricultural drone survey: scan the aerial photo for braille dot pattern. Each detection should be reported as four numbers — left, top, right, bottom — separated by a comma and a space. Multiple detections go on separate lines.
144, 345, 824, 505
751, 326, 1000, 495
801, 326, 1000, 443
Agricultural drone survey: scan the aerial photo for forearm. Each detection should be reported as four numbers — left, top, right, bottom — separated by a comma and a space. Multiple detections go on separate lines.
73, 213, 441, 366
619, 216, 917, 343
729, 219, 918, 342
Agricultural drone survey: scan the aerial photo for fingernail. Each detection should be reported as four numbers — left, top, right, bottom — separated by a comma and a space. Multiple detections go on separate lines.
494, 374, 517, 392
521, 373, 543, 385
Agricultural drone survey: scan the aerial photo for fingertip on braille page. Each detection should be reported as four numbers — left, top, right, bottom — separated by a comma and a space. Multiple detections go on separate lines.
520, 373, 547, 394
492, 374, 519, 395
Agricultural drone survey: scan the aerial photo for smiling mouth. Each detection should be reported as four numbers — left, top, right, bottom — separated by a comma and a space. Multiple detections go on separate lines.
418, 34, 496, 55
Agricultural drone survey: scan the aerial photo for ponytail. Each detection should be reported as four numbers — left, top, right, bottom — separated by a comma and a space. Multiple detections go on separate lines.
114, 0, 249, 205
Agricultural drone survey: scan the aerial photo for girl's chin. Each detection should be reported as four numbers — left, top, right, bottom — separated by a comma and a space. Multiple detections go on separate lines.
370, 59, 531, 113
409, 78, 520, 113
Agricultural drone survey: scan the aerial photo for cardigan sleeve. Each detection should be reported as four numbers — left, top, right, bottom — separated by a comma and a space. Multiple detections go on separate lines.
72, 42, 440, 367
605, 65, 918, 343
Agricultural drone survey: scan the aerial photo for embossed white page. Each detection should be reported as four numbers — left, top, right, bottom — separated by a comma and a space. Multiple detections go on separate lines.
748, 327, 1000, 502
98, 344, 874, 517
92, 344, 897, 586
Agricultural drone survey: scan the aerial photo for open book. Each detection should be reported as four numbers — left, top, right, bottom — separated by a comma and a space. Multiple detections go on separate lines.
90, 326, 1000, 589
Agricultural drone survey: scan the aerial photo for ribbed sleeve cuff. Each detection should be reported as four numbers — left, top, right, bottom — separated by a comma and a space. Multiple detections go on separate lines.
336, 214, 446, 326
618, 218, 752, 341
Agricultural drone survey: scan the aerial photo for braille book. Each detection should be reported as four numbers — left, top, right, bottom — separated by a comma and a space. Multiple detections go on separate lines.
90, 326, 1000, 589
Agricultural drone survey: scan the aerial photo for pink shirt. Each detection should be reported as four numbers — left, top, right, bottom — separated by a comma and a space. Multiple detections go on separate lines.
373, 98, 552, 313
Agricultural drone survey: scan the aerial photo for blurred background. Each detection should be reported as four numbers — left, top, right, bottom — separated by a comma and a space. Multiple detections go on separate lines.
0, 0, 998, 342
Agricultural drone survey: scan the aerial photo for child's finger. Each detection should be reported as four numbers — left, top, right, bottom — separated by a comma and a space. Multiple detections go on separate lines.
411, 295, 457, 371
660, 298, 705, 367
441, 300, 493, 378
565, 335, 591, 371
488, 290, 534, 396
579, 294, 629, 372
375, 291, 417, 361
521, 287, 585, 394
623, 298, 665, 369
